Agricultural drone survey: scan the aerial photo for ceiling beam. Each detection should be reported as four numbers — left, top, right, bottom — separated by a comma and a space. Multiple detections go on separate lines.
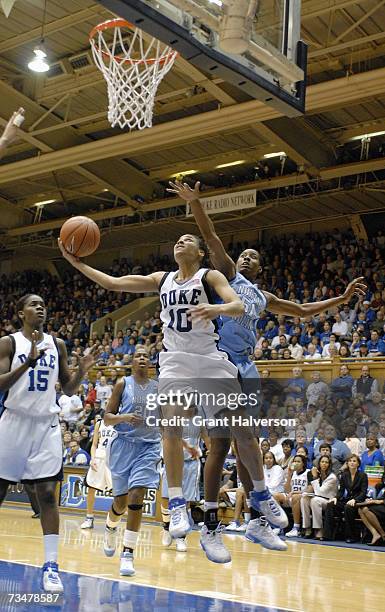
2, 64, 385, 185
309, 30, 385, 58
7, 155, 385, 237
332, 0, 385, 46
0, 6, 111, 54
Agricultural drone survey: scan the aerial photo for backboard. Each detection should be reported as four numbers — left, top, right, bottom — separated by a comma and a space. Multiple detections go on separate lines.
96, 0, 307, 116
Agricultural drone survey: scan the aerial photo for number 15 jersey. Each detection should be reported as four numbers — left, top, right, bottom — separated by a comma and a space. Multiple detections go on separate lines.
4, 331, 59, 418
159, 269, 219, 355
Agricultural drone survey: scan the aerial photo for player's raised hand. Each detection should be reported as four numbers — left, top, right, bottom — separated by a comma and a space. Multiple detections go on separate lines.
1, 107, 25, 145
77, 344, 98, 374
167, 180, 201, 201
57, 238, 80, 266
342, 277, 367, 301
28, 330, 41, 361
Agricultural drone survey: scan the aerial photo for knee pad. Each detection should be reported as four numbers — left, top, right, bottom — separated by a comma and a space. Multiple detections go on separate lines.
127, 503, 143, 511
111, 503, 126, 517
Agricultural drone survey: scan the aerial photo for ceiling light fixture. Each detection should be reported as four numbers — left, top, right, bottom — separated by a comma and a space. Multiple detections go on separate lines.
216, 160, 245, 168
28, 0, 50, 73
350, 130, 385, 141
33, 199, 56, 206
263, 151, 286, 159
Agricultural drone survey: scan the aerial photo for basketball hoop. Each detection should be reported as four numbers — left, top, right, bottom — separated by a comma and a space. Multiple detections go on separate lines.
89, 19, 178, 130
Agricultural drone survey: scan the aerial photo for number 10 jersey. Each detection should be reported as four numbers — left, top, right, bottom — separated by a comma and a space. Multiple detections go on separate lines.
159, 269, 219, 355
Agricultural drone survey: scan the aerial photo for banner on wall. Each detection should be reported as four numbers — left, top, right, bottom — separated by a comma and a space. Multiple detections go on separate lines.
59, 470, 157, 516
186, 189, 257, 216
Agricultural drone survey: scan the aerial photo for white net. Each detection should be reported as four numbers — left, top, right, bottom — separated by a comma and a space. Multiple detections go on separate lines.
90, 20, 178, 130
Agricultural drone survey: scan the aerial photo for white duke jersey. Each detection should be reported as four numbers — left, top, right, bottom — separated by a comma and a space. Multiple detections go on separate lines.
4, 332, 59, 418
96, 420, 116, 456
290, 470, 309, 493
159, 268, 219, 354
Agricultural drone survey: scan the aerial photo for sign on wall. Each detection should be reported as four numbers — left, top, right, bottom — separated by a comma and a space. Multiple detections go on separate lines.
186, 189, 257, 216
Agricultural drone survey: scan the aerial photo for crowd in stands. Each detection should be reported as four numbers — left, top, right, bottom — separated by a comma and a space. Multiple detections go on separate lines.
1, 228, 385, 545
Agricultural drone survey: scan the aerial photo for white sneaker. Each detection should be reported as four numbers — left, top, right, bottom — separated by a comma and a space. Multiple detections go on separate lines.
225, 521, 239, 531
175, 537, 187, 552
245, 518, 288, 551
285, 527, 299, 538
250, 490, 288, 529
42, 562, 64, 594
235, 523, 246, 532
200, 524, 231, 563
120, 551, 135, 576
162, 529, 172, 547
80, 517, 94, 529
169, 497, 190, 539
103, 526, 117, 557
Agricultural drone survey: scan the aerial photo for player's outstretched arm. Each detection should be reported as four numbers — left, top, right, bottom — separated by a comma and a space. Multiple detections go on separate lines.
0, 108, 25, 160
187, 269, 244, 323
104, 379, 143, 426
58, 239, 162, 293
263, 277, 367, 317
167, 180, 236, 278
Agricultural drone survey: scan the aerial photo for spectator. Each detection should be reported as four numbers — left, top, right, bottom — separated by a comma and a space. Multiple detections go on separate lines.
284, 367, 307, 402
366, 392, 385, 421
367, 330, 385, 356
278, 439, 295, 475
260, 439, 270, 455
332, 312, 348, 339
263, 451, 285, 494
301, 455, 338, 539
275, 454, 309, 538
329, 365, 354, 400
59, 392, 83, 424
360, 435, 384, 471
96, 376, 112, 410
79, 427, 91, 453
268, 431, 284, 462
358, 488, 385, 546
323, 455, 368, 542
303, 344, 321, 360
64, 440, 90, 466
62, 431, 72, 459
341, 420, 366, 457
306, 371, 329, 407
314, 424, 351, 467
321, 334, 340, 359
352, 365, 378, 400
289, 336, 303, 360
312, 443, 341, 475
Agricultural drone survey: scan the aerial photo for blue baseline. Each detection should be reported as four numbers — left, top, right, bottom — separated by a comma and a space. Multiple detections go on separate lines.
0, 560, 294, 612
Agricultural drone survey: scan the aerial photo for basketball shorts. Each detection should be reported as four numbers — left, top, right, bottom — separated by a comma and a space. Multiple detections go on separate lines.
109, 436, 161, 497
158, 350, 240, 419
0, 410, 62, 483
86, 448, 112, 493
161, 459, 201, 502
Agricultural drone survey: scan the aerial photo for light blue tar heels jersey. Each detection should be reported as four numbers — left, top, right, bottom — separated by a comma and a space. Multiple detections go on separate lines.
115, 376, 160, 443
219, 273, 267, 361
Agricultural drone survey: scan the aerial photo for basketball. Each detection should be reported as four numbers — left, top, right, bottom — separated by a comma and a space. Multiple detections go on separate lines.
60, 216, 100, 257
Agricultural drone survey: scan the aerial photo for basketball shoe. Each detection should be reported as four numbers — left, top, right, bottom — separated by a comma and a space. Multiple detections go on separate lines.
103, 526, 117, 557
120, 551, 135, 576
42, 562, 64, 594
175, 537, 187, 552
250, 489, 288, 529
80, 517, 94, 529
169, 497, 190, 538
161, 529, 172, 547
200, 524, 231, 563
245, 517, 288, 551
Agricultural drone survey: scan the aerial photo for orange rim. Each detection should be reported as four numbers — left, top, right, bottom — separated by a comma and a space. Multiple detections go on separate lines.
89, 18, 178, 65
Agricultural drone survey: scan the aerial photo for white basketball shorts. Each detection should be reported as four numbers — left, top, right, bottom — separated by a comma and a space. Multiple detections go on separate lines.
0, 410, 62, 483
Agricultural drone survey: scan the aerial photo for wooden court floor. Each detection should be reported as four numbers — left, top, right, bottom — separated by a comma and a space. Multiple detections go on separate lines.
0, 507, 384, 612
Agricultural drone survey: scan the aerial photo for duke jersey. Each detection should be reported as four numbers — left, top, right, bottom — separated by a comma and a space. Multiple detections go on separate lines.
159, 268, 219, 355
96, 419, 116, 456
115, 375, 160, 443
4, 332, 59, 418
290, 470, 309, 493
219, 272, 267, 359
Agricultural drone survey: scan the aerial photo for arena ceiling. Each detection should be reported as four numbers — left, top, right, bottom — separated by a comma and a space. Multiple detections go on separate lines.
1, 0, 385, 259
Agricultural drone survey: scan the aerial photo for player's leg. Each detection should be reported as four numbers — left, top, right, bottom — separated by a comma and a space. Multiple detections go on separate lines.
25, 483, 40, 518
104, 493, 128, 557
81, 487, 96, 529
226, 487, 246, 531
0, 479, 11, 505
200, 434, 232, 563
234, 441, 287, 551
120, 487, 146, 576
161, 497, 173, 547
286, 493, 302, 537
301, 495, 313, 536
358, 508, 385, 544
35, 480, 63, 593
229, 416, 288, 529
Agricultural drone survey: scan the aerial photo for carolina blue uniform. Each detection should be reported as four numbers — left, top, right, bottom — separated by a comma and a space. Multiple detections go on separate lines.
219, 272, 267, 380
109, 376, 161, 496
